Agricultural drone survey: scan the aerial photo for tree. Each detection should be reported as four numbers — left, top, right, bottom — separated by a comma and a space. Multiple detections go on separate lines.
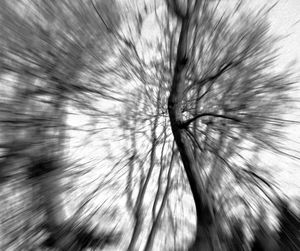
0, 0, 299, 250
0, 0, 121, 249
106, 0, 298, 249
276, 199, 300, 250
166, 0, 295, 250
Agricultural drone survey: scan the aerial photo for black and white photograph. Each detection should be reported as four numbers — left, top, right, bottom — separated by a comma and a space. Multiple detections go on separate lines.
0, 0, 299, 250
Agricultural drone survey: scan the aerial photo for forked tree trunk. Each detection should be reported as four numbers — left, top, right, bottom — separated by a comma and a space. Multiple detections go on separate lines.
168, 12, 215, 251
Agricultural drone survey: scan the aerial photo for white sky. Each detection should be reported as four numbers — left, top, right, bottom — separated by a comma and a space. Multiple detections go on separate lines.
269, 0, 300, 67
267, 0, 300, 197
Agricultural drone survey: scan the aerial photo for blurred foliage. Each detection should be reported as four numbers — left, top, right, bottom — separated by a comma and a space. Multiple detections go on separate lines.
0, 0, 299, 250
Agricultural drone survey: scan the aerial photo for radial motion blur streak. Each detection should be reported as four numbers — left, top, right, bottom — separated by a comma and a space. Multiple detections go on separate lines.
0, 0, 299, 250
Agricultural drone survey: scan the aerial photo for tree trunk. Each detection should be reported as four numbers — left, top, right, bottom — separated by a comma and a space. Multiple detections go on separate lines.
143, 147, 175, 251
39, 167, 67, 229
168, 15, 215, 251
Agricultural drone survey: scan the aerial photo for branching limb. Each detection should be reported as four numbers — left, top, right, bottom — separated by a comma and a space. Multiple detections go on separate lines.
165, 0, 186, 19
181, 112, 242, 128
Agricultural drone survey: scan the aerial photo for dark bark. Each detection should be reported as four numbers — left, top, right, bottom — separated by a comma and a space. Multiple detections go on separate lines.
168, 14, 215, 251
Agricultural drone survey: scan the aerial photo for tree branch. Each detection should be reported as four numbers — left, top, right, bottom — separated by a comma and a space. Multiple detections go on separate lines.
165, 0, 186, 19
181, 112, 242, 128
185, 59, 242, 95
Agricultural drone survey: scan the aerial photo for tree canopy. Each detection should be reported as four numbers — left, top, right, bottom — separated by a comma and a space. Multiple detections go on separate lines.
0, 0, 299, 250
